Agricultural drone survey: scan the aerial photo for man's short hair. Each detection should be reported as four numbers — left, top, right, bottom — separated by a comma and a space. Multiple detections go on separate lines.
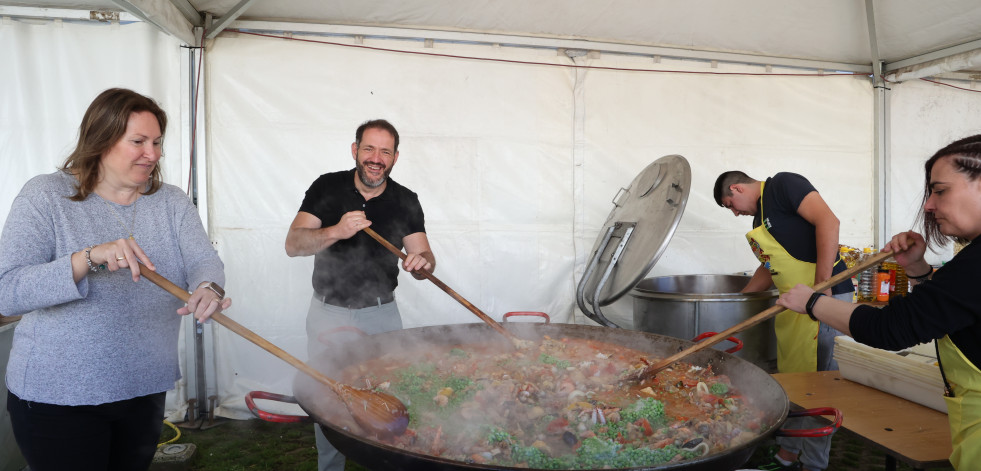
355, 119, 400, 152
713, 171, 756, 206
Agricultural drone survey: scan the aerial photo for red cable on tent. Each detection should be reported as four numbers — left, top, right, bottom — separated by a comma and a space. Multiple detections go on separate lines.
919, 78, 981, 93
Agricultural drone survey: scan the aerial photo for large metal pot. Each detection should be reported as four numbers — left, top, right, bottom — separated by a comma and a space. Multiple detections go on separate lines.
630, 275, 778, 370
291, 322, 793, 471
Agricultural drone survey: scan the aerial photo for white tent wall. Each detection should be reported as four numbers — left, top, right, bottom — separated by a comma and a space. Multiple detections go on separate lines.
0, 19, 185, 211
204, 32, 874, 416
888, 79, 981, 265
0, 19, 188, 419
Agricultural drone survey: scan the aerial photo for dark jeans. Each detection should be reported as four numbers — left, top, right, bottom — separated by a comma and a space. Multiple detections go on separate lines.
7, 390, 166, 471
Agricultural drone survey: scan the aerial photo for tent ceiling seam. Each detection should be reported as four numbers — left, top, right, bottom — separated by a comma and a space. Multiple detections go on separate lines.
885, 38, 981, 75
205, 0, 256, 39
863, 0, 882, 68
229, 20, 874, 74
169, 0, 202, 26
0, 6, 139, 22
110, 0, 195, 44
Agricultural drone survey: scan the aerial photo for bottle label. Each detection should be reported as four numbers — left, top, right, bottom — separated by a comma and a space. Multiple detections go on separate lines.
877, 280, 890, 301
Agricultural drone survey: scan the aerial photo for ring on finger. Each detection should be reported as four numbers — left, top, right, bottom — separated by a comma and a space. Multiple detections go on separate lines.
116, 256, 126, 261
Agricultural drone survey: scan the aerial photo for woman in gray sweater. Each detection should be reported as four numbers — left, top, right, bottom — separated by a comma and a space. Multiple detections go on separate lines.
0, 88, 232, 470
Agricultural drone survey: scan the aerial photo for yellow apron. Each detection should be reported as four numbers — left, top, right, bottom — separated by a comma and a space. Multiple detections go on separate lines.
745, 182, 819, 373
938, 336, 981, 470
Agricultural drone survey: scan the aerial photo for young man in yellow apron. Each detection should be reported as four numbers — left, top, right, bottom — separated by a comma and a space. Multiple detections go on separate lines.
715, 170, 854, 471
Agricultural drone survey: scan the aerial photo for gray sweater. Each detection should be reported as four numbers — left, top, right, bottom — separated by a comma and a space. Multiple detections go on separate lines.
0, 170, 224, 405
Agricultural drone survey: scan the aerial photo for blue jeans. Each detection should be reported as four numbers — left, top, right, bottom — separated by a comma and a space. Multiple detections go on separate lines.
306, 294, 403, 471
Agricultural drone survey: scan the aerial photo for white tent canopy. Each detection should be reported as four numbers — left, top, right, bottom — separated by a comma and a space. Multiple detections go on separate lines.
9, 1, 981, 76
3, 0, 981, 421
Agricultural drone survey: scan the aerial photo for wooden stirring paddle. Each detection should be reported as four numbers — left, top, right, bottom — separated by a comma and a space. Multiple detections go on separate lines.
362, 227, 526, 346
139, 268, 409, 437
629, 247, 896, 381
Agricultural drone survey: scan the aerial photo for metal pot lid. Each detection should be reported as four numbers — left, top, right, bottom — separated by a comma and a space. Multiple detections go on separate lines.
581, 154, 691, 305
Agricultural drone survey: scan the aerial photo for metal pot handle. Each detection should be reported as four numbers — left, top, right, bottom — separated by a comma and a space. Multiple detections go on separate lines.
691, 331, 743, 353
245, 391, 312, 423
502, 311, 551, 324
774, 407, 843, 437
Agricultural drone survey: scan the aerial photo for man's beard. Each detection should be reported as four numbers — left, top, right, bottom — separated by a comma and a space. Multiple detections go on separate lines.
356, 160, 390, 188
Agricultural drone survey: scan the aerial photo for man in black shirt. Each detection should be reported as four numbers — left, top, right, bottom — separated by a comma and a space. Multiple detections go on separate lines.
285, 119, 435, 471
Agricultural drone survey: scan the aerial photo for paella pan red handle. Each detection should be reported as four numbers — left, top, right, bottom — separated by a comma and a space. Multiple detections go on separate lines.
774, 407, 843, 437
691, 331, 744, 354
245, 391, 312, 424
502, 311, 551, 323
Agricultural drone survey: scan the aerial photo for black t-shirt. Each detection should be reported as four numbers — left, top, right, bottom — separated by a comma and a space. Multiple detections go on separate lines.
851, 235, 981, 369
298, 169, 426, 304
752, 172, 853, 294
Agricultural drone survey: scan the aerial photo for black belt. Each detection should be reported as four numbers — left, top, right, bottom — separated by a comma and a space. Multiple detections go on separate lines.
317, 291, 394, 309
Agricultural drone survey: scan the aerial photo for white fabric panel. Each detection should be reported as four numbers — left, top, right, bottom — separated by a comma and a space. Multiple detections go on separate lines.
874, 1, 981, 62
1, 19, 185, 219
206, 32, 876, 417
13, 0, 981, 70
887, 79, 981, 265
233, 0, 873, 64
0, 19, 186, 417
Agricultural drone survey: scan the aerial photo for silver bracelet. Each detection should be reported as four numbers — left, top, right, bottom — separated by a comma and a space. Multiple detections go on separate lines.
84, 246, 106, 272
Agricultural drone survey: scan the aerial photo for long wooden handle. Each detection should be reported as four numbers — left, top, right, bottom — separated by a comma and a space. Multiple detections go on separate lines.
362, 227, 516, 341
639, 248, 895, 377
138, 269, 342, 392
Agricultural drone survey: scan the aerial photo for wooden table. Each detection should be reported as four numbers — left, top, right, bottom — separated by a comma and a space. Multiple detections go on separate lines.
773, 370, 952, 471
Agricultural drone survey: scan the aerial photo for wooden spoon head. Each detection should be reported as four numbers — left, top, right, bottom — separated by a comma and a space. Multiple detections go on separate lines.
338, 384, 410, 437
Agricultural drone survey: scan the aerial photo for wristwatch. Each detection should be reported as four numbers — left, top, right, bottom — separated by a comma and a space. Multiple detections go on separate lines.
201, 281, 225, 300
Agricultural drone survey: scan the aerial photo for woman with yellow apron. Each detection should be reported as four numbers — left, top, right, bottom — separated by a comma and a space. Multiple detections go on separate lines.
777, 134, 981, 470
938, 337, 981, 468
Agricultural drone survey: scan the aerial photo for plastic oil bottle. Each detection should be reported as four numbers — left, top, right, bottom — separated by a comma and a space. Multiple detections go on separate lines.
857, 247, 878, 302
840, 245, 859, 268
876, 268, 891, 302
882, 257, 909, 298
